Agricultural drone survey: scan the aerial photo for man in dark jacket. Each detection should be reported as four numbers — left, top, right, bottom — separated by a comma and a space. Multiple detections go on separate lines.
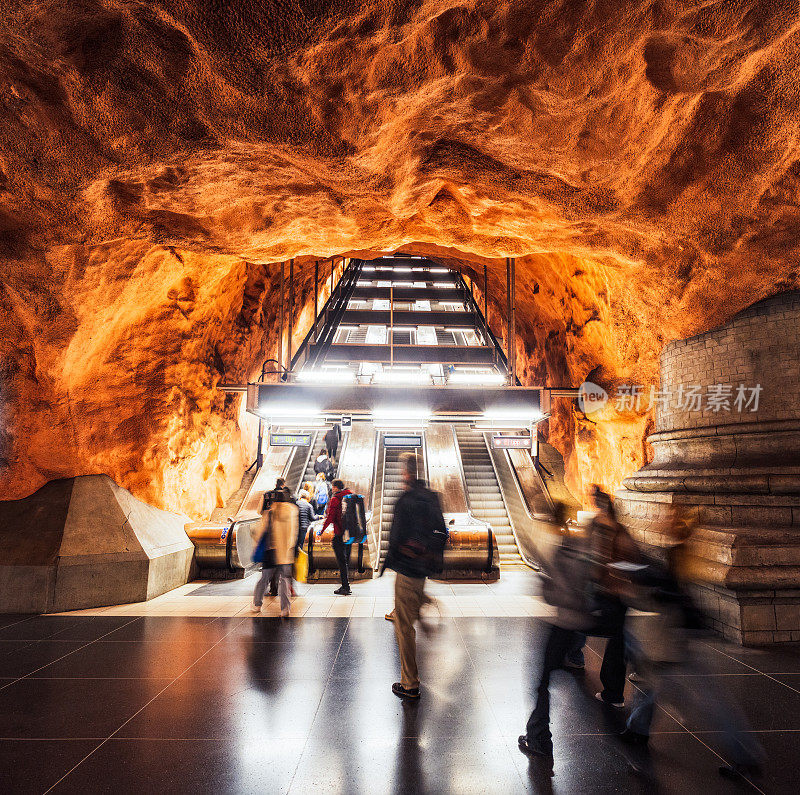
384, 452, 447, 700
319, 479, 353, 595
313, 449, 335, 481
324, 423, 341, 462
295, 490, 315, 553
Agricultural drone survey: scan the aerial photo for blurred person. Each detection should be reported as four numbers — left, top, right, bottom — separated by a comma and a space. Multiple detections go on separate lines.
314, 448, 335, 481
324, 423, 341, 462
251, 488, 299, 618
619, 508, 764, 778
317, 478, 353, 595
383, 452, 448, 699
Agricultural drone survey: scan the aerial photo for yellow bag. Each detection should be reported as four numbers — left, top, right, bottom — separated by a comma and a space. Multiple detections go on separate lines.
294, 549, 309, 583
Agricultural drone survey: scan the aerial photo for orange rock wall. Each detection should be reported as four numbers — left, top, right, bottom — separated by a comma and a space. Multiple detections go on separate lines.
3, 1, 800, 516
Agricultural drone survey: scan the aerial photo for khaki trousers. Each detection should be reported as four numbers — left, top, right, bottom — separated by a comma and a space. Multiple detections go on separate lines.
394, 572, 427, 689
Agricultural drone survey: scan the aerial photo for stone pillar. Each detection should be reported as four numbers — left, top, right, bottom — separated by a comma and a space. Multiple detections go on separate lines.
616, 291, 800, 645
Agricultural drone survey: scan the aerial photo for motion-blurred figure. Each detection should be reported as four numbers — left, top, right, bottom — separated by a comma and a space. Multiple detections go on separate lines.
619, 508, 765, 778
324, 423, 341, 462
252, 488, 299, 617
520, 491, 640, 758
383, 452, 448, 700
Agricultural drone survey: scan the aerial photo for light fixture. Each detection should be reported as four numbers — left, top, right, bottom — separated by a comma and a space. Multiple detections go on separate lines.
260, 403, 321, 419
295, 368, 355, 384
373, 369, 431, 385
448, 371, 506, 386
373, 407, 431, 423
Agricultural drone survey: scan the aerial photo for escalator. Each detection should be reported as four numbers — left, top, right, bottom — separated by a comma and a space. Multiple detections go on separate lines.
454, 426, 523, 566
377, 442, 425, 568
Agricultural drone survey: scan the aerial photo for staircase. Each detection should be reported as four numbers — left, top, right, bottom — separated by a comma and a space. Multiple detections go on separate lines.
454, 427, 522, 566
378, 444, 425, 566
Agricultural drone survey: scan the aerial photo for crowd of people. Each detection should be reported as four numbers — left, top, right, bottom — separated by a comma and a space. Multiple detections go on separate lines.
248, 428, 765, 781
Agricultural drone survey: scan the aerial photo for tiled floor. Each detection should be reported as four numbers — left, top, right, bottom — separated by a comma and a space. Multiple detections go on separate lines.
55, 570, 555, 619
0, 609, 798, 793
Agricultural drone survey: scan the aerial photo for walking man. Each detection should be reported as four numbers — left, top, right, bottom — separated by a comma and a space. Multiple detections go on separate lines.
318, 479, 353, 595
384, 452, 448, 700
324, 422, 341, 462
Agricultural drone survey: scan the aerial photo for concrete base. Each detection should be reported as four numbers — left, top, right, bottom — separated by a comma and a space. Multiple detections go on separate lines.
0, 475, 194, 613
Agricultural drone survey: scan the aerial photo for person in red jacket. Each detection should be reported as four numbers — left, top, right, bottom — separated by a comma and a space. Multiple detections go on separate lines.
317, 479, 353, 595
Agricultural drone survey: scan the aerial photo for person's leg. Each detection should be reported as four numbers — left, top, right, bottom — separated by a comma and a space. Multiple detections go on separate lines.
332, 536, 350, 590
394, 573, 425, 690
253, 566, 273, 607
278, 564, 292, 613
598, 598, 627, 703
525, 625, 575, 750
565, 632, 586, 667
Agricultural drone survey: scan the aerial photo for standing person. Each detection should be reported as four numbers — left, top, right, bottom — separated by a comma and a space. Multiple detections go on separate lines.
313, 472, 331, 515
314, 448, 335, 481
251, 489, 299, 618
317, 478, 353, 595
383, 452, 448, 700
324, 423, 341, 463
296, 490, 315, 553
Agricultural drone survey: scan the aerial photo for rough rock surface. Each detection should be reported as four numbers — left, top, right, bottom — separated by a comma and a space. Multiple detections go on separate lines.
2, 1, 800, 517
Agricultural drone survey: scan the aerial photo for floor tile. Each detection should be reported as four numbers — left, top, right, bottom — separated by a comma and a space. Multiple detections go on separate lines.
0, 677, 172, 738
99, 616, 241, 644
0, 640, 89, 679
30, 640, 215, 679
704, 641, 800, 674
0, 739, 100, 794
52, 738, 305, 795
117, 675, 327, 741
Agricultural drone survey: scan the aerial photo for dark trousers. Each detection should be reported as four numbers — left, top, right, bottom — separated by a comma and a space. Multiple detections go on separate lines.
332, 535, 351, 588
327, 438, 338, 461
526, 597, 627, 747
526, 625, 578, 749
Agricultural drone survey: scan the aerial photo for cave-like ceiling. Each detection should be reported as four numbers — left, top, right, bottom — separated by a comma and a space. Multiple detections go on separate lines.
2, 0, 800, 517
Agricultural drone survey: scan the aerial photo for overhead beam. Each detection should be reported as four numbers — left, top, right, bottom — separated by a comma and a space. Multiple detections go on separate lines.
341, 309, 474, 327
352, 286, 461, 302
315, 343, 495, 364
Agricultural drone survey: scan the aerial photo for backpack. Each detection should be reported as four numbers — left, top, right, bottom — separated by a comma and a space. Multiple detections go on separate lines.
394, 489, 449, 576
340, 493, 367, 544
314, 480, 329, 506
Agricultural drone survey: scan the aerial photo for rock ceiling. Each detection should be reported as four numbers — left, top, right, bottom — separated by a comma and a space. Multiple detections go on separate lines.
2, 0, 800, 517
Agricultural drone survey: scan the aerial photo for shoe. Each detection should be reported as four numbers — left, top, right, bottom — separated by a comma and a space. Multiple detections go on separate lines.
385, 611, 395, 621
628, 671, 643, 683
392, 682, 420, 700
249, 602, 262, 613
595, 692, 624, 708
563, 658, 585, 670
619, 729, 649, 746
334, 587, 352, 596
517, 735, 553, 758
280, 608, 290, 618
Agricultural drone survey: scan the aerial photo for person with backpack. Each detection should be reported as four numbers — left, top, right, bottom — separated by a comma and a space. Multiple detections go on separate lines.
314, 448, 335, 481
313, 473, 331, 515
383, 452, 448, 700
251, 489, 299, 617
317, 478, 354, 595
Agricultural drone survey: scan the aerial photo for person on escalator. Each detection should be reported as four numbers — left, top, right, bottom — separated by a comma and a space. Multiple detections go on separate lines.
383, 452, 448, 700
313, 473, 331, 516
314, 448, 335, 481
318, 479, 353, 595
324, 423, 341, 463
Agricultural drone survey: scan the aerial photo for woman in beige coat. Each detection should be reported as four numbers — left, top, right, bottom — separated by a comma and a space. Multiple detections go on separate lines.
252, 490, 300, 617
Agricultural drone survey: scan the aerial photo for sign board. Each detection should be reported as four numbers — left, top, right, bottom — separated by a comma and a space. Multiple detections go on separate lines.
341, 415, 352, 429
491, 435, 532, 450
270, 432, 312, 447
384, 434, 423, 448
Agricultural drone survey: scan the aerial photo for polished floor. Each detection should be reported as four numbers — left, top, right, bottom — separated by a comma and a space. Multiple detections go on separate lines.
1, 609, 799, 794
55, 570, 553, 618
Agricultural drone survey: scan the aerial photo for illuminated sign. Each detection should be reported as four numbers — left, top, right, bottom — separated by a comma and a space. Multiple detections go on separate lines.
270, 433, 312, 447
341, 415, 352, 429
491, 435, 531, 450
384, 434, 423, 448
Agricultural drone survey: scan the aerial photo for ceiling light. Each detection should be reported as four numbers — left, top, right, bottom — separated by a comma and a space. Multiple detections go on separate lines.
296, 369, 356, 384
448, 371, 506, 386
